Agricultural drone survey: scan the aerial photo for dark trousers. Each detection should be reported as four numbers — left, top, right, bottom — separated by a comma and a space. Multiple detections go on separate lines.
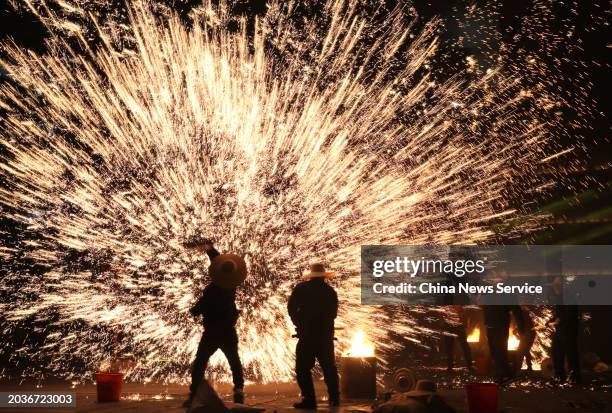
444, 325, 472, 369
190, 328, 244, 396
552, 320, 580, 382
295, 336, 339, 402
484, 308, 512, 379
517, 329, 536, 370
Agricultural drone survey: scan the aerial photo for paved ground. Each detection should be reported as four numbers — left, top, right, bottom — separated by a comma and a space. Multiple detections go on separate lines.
1, 378, 612, 413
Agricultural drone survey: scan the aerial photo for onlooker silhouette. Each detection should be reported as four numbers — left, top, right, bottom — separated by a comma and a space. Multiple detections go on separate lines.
548, 277, 581, 384
288, 263, 340, 410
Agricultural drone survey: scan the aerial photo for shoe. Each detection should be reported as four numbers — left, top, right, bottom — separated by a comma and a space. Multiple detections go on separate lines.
233, 388, 244, 404
293, 399, 317, 409
328, 397, 340, 407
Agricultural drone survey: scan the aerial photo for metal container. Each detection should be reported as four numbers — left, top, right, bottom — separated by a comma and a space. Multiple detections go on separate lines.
340, 356, 377, 399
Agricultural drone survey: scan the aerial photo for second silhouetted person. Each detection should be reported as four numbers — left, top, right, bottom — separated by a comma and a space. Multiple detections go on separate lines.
288, 263, 340, 410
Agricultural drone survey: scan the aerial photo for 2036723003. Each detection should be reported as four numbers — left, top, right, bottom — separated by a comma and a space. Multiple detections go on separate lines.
1, 392, 76, 408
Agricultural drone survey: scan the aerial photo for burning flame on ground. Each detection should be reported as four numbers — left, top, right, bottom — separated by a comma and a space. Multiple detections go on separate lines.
345, 331, 375, 357
467, 327, 480, 343
508, 332, 520, 351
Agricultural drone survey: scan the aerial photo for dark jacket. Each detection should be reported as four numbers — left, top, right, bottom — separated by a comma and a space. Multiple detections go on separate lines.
191, 283, 239, 330
288, 278, 338, 338
190, 247, 239, 331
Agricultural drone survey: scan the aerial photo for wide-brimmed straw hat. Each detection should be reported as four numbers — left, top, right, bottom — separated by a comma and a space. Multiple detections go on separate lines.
210, 253, 247, 289
303, 263, 335, 279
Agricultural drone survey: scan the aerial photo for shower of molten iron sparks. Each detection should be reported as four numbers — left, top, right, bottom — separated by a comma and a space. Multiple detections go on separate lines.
345, 331, 375, 358
0, 0, 598, 383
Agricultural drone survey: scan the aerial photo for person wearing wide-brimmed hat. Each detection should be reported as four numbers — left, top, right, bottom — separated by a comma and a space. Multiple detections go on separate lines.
547, 276, 581, 384
288, 263, 339, 410
182, 239, 247, 408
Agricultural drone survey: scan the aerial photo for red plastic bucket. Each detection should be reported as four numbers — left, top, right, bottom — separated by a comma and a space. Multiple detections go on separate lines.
95, 373, 123, 402
465, 383, 498, 413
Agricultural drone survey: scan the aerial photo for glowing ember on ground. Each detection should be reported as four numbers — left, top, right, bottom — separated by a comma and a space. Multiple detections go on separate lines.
345, 331, 375, 358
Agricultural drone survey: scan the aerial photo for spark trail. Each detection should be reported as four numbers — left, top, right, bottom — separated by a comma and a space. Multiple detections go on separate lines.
0, 0, 595, 382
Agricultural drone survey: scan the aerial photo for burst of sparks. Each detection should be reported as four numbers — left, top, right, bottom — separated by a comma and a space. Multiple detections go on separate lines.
0, 0, 600, 383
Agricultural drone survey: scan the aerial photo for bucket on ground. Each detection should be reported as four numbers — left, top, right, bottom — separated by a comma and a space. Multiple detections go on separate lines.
95, 372, 124, 402
465, 382, 498, 413
340, 356, 377, 399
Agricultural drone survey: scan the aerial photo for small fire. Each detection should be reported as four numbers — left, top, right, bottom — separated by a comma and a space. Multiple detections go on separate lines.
467, 327, 480, 343
346, 331, 375, 357
507, 332, 520, 351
